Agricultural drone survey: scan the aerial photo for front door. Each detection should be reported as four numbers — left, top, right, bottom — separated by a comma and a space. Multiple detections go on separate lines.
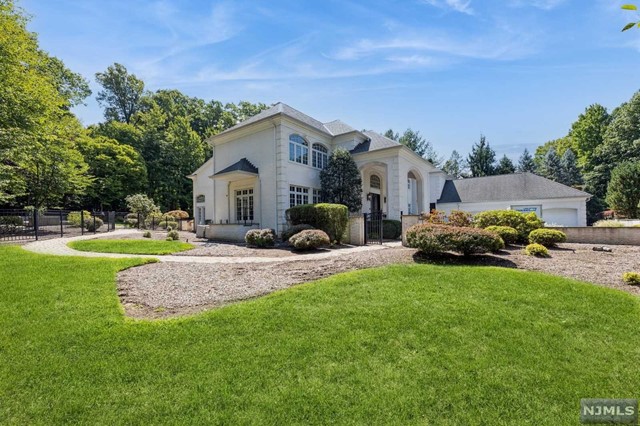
370, 193, 381, 213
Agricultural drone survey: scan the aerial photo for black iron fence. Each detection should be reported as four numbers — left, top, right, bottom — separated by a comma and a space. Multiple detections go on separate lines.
0, 209, 194, 242
364, 211, 384, 245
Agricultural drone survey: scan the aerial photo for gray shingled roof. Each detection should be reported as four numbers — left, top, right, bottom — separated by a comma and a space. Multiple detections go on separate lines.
323, 120, 357, 136
438, 172, 591, 203
350, 130, 401, 154
214, 158, 258, 176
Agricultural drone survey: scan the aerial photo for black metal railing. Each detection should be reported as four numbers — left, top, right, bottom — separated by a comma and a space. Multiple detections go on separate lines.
364, 211, 384, 245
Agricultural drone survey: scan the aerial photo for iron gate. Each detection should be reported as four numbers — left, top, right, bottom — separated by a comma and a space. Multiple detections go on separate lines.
364, 211, 383, 244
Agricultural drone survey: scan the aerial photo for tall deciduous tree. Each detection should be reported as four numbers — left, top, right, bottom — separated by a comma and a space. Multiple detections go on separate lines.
320, 148, 362, 212
95, 63, 145, 124
495, 155, 516, 175
606, 162, 640, 218
517, 148, 536, 173
442, 150, 466, 178
569, 104, 609, 170
467, 135, 496, 177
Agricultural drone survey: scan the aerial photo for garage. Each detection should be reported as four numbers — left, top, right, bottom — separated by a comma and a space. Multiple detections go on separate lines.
543, 208, 579, 227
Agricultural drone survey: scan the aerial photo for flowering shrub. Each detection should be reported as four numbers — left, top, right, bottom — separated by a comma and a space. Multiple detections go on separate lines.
622, 272, 640, 285
245, 228, 276, 248
524, 243, 549, 257
528, 229, 566, 247
448, 210, 473, 227
421, 209, 447, 224
289, 229, 331, 250
282, 224, 315, 241
485, 225, 519, 245
405, 223, 504, 256
474, 210, 544, 242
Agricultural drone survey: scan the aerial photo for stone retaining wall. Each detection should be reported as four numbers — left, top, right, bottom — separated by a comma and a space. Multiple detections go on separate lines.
556, 227, 640, 246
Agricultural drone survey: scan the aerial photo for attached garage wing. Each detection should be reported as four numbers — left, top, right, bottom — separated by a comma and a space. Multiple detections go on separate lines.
543, 208, 578, 227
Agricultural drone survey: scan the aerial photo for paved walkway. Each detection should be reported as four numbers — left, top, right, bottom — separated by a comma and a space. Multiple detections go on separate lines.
22, 229, 401, 264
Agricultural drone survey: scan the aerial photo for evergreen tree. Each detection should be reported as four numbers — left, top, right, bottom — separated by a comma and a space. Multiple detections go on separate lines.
384, 129, 399, 141
517, 148, 536, 173
467, 135, 496, 177
442, 150, 466, 178
559, 149, 582, 186
495, 155, 515, 175
541, 148, 563, 182
320, 148, 362, 212
606, 161, 640, 218
385, 128, 442, 165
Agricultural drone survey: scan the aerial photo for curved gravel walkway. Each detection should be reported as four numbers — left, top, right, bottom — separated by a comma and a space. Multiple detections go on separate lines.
21, 230, 399, 264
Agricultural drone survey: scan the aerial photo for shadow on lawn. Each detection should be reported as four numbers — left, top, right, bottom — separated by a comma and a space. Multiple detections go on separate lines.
412, 251, 518, 269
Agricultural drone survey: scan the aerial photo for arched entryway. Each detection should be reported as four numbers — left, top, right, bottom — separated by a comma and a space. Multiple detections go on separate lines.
407, 170, 424, 215
360, 162, 388, 214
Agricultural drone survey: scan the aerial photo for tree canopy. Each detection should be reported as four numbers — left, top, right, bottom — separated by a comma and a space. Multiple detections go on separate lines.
320, 148, 363, 213
467, 135, 496, 177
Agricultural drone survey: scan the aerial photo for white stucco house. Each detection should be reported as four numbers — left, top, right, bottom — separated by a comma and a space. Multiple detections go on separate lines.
189, 102, 440, 240
189, 103, 591, 241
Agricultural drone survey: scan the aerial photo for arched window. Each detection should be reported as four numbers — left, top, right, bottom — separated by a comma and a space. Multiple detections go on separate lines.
289, 134, 308, 165
370, 174, 381, 189
312, 143, 328, 169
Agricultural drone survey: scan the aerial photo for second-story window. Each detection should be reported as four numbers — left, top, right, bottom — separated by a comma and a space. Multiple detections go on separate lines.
312, 143, 328, 169
289, 134, 308, 165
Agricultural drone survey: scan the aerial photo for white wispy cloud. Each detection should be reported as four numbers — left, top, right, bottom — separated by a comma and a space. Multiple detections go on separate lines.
508, 0, 568, 10
422, 0, 474, 15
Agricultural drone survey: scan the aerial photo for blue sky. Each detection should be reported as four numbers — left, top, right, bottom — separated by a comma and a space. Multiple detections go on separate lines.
22, 0, 640, 161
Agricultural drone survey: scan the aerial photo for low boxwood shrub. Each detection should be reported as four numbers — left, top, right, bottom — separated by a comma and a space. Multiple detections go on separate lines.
286, 203, 348, 243
382, 219, 402, 239
448, 210, 473, 227
289, 229, 330, 250
282, 224, 315, 241
67, 210, 91, 227
166, 230, 180, 241
528, 229, 566, 247
405, 223, 504, 256
622, 272, 640, 285
474, 210, 544, 242
524, 243, 549, 257
124, 218, 138, 228
85, 217, 104, 232
245, 228, 276, 248
157, 220, 178, 230
143, 231, 152, 238
485, 225, 519, 245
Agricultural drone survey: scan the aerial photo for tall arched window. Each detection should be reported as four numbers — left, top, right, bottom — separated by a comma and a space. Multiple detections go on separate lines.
289, 134, 308, 165
312, 143, 328, 169
370, 174, 381, 190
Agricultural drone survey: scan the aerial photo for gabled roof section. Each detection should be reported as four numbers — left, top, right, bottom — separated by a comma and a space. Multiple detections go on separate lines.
213, 102, 333, 138
213, 158, 258, 176
350, 130, 401, 154
438, 172, 591, 203
323, 120, 357, 136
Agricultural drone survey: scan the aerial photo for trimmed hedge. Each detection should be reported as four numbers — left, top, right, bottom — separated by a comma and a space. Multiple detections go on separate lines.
623, 272, 640, 285
528, 229, 566, 247
166, 230, 180, 241
289, 229, 331, 250
448, 210, 473, 227
282, 224, 315, 242
67, 210, 91, 227
474, 210, 544, 242
245, 229, 276, 248
382, 220, 402, 239
405, 223, 504, 256
286, 203, 348, 243
524, 243, 549, 257
85, 217, 104, 232
485, 225, 519, 245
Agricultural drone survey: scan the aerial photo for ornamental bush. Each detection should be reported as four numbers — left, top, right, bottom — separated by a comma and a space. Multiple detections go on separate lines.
165, 210, 189, 220
289, 229, 330, 250
157, 220, 178, 230
85, 217, 104, 232
528, 229, 566, 247
382, 219, 402, 239
421, 209, 447, 224
0, 216, 23, 233
448, 210, 473, 227
245, 228, 276, 248
67, 210, 91, 227
282, 224, 315, 242
474, 210, 544, 242
485, 225, 519, 245
405, 223, 504, 256
524, 243, 549, 257
166, 230, 180, 241
286, 203, 348, 243
622, 272, 640, 286
143, 231, 152, 238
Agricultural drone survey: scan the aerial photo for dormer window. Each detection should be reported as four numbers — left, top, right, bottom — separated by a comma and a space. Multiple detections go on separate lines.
289, 134, 308, 165
312, 143, 328, 169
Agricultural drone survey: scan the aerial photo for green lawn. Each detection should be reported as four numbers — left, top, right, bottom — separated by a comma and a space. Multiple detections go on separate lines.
1, 246, 639, 424
68, 238, 194, 255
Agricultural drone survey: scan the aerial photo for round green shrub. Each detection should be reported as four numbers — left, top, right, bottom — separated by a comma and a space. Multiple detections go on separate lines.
382, 219, 402, 239
124, 218, 138, 228
143, 231, 152, 238
485, 225, 519, 245
157, 220, 178, 230
289, 229, 331, 250
85, 217, 104, 232
282, 224, 315, 241
623, 272, 640, 285
474, 210, 544, 243
245, 228, 276, 248
165, 210, 189, 220
166, 230, 180, 241
524, 243, 549, 257
528, 229, 566, 247
405, 224, 504, 256
67, 210, 91, 227
286, 203, 348, 243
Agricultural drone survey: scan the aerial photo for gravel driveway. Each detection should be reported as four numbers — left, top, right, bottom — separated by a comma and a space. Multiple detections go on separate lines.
118, 242, 640, 319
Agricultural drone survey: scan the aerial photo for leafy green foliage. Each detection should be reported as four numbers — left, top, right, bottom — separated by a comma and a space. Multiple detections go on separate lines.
540, 147, 563, 182
84, 217, 103, 232
524, 243, 549, 257
447, 210, 473, 227
467, 135, 496, 177
621, 4, 640, 31
528, 229, 567, 247
143, 231, 151, 238
95, 63, 145, 124
593, 220, 625, 228
382, 220, 402, 239
474, 210, 544, 242
125, 194, 159, 222
406, 223, 504, 256
320, 149, 362, 213
282, 224, 315, 241
385, 128, 441, 165
484, 225, 519, 245
605, 161, 640, 218
517, 148, 536, 173
286, 203, 349, 244
67, 210, 91, 227
442, 150, 467, 178
622, 272, 640, 285
559, 148, 582, 186
570, 104, 610, 169
245, 228, 276, 247
495, 155, 515, 175
289, 229, 331, 250
166, 230, 180, 241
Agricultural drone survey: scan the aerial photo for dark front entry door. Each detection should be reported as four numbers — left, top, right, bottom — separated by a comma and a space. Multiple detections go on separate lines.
370, 193, 381, 213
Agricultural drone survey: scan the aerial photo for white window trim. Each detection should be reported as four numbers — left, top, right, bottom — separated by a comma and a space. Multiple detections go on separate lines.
289, 185, 310, 208
288, 134, 309, 166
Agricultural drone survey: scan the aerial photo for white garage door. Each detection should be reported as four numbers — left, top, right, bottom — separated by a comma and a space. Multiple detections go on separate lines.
543, 208, 578, 227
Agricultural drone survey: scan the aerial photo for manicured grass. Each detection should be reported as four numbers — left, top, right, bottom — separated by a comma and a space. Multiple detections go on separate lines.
1, 245, 640, 424
68, 238, 194, 255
